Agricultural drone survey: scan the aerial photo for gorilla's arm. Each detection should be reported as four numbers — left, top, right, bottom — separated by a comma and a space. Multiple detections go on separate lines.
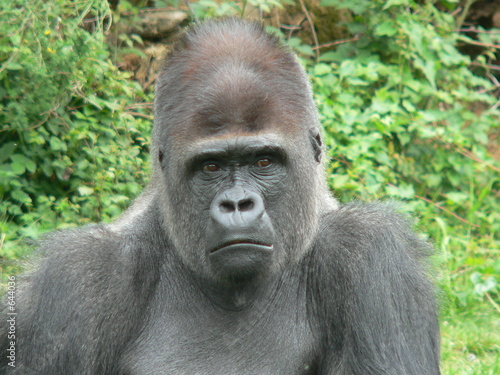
311, 203, 440, 375
0, 221, 162, 375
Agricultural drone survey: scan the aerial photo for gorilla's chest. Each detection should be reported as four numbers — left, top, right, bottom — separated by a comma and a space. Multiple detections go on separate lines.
121, 277, 318, 374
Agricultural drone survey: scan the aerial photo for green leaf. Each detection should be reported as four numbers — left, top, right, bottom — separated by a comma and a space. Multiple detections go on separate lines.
331, 174, 350, 189
11, 190, 32, 204
314, 63, 332, 76
473, 131, 489, 144
11, 154, 32, 175
375, 21, 398, 37
78, 186, 95, 196
320, 0, 370, 14
6, 62, 23, 70
287, 37, 302, 48
413, 57, 437, 89
383, 0, 409, 10
50, 136, 67, 152
446, 192, 468, 205
320, 0, 342, 7
470, 273, 497, 296
0, 142, 16, 163
386, 184, 415, 199
319, 51, 341, 62
295, 44, 314, 56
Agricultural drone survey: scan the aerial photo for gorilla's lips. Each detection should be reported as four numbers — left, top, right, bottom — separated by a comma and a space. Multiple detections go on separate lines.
210, 240, 273, 254
208, 239, 274, 279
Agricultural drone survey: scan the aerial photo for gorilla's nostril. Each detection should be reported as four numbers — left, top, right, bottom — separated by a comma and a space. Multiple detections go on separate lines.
238, 199, 254, 212
220, 201, 235, 213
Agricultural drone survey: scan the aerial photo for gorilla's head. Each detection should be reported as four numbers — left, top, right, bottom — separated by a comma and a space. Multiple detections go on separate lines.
152, 19, 336, 283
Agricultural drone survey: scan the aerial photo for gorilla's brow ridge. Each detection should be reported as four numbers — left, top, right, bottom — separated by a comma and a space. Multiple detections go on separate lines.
185, 138, 288, 169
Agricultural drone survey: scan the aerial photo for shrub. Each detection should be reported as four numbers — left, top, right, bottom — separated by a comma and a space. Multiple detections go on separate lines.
0, 0, 152, 260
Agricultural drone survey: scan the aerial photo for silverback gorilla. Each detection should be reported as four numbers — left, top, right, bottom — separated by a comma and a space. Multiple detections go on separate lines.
0, 18, 440, 375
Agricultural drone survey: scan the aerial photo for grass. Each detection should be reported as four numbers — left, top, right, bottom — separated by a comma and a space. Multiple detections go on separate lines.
434, 209, 499, 375
441, 310, 499, 375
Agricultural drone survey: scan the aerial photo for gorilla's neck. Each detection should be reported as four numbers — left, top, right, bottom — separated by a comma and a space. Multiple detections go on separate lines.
193, 272, 281, 311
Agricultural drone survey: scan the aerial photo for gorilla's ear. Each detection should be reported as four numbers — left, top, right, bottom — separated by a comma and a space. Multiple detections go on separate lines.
309, 128, 322, 163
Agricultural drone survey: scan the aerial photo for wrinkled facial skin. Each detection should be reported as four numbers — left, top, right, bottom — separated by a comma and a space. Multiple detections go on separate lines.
187, 135, 286, 280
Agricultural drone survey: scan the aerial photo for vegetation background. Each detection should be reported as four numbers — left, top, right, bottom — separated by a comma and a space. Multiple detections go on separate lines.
0, 0, 498, 373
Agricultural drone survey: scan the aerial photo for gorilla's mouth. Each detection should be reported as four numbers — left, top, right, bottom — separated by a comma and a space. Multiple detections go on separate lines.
210, 240, 273, 254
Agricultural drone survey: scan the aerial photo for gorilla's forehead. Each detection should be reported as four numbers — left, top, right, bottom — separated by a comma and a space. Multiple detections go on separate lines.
194, 67, 272, 127
171, 70, 309, 143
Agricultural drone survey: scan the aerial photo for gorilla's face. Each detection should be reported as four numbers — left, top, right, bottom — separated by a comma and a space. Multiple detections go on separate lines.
158, 122, 321, 283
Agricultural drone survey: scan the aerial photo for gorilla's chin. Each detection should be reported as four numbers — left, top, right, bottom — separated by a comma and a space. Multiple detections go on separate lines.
208, 243, 273, 281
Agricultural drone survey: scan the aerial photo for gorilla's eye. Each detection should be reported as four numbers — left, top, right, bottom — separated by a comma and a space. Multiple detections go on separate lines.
255, 158, 272, 168
203, 163, 220, 172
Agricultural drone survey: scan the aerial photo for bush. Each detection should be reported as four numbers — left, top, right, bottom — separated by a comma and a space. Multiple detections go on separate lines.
0, 0, 152, 260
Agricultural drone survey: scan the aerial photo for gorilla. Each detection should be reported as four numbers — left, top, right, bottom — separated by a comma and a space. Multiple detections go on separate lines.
0, 18, 440, 375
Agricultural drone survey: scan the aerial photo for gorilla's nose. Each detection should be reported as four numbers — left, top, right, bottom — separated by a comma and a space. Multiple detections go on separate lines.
210, 188, 264, 228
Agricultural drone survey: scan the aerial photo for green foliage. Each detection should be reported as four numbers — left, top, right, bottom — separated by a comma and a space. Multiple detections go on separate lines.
189, 0, 291, 19
313, 1, 497, 216
0, 0, 152, 260
307, 3, 500, 221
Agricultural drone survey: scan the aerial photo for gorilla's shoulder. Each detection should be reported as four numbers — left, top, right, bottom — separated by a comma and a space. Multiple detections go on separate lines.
17, 222, 162, 320
315, 201, 432, 261
38, 224, 126, 265
27, 225, 130, 295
